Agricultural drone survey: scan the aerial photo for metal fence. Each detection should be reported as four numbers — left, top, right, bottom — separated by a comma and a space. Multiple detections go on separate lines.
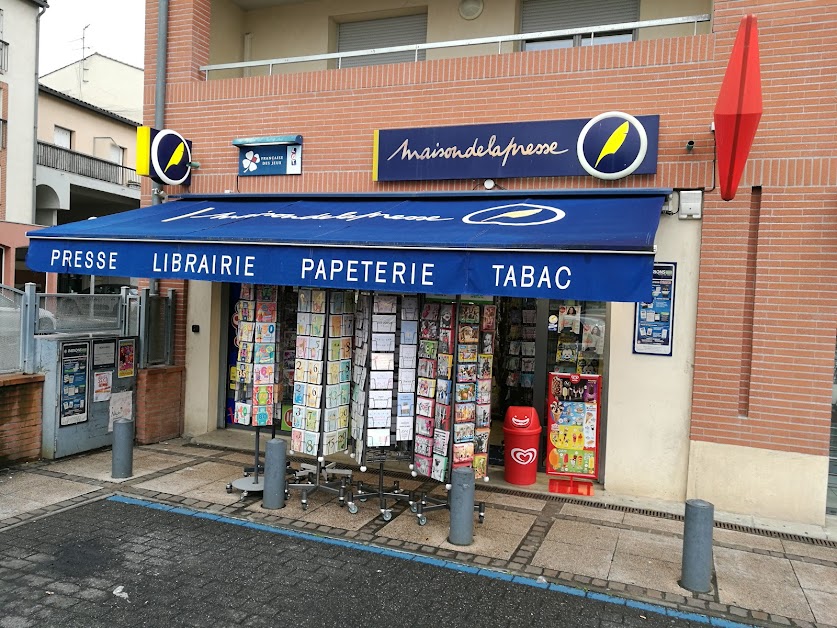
0, 286, 23, 373
2, 283, 176, 374
37, 142, 141, 188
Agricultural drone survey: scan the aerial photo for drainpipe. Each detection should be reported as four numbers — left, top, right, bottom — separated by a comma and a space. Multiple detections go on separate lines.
150, 0, 169, 295
33, 4, 47, 224
152, 0, 169, 208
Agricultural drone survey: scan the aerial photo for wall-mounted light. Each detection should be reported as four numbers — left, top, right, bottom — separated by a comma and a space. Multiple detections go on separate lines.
483, 178, 496, 190
232, 134, 303, 147
685, 140, 695, 152
458, 0, 484, 20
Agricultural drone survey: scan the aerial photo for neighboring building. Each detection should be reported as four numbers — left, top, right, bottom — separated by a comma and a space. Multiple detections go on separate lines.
35, 84, 141, 292
39, 53, 143, 124
0, 0, 48, 287
25, 0, 837, 524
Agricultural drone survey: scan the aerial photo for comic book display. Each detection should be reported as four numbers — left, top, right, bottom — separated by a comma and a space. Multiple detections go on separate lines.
290, 289, 353, 457
233, 284, 282, 427
545, 372, 601, 479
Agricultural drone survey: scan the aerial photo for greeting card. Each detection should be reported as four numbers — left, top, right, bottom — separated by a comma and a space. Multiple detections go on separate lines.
421, 303, 439, 320
454, 422, 474, 443
413, 454, 432, 477
459, 304, 480, 324
417, 377, 436, 398
476, 379, 492, 404
431, 454, 448, 482
415, 416, 434, 437
435, 379, 452, 405
256, 301, 277, 323
237, 321, 255, 343
254, 322, 275, 343
373, 294, 397, 314
476, 404, 491, 427
481, 305, 497, 331
458, 325, 479, 344
452, 442, 474, 464
437, 354, 453, 379
400, 320, 418, 345
414, 434, 433, 457
456, 363, 477, 383
474, 428, 490, 454
433, 429, 450, 455
439, 304, 453, 329
240, 283, 254, 300
455, 403, 476, 423
253, 405, 273, 426
238, 300, 255, 322
419, 340, 439, 360
329, 291, 344, 314
234, 402, 251, 425
416, 397, 435, 418
254, 364, 274, 385
401, 296, 419, 320
237, 342, 254, 364
473, 454, 488, 479
311, 290, 326, 314
420, 319, 438, 340
457, 344, 477, 363
455, 382, 476, 403
297, 289, 312, 312
254, 343, 275, 364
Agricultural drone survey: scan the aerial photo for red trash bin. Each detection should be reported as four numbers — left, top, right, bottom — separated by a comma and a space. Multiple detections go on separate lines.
503, 406, 542, 485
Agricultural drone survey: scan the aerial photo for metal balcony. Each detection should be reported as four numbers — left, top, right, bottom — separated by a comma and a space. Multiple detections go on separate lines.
37, 141, 141, 188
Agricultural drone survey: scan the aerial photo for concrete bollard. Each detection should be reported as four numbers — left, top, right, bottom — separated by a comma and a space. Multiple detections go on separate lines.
262, 438, 287, 510
448, 467, 475, 546
680, 499, 715, 593
111, 419, 134, 479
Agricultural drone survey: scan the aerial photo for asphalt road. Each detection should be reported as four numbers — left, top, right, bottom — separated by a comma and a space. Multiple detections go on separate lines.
0, 498, 712, 628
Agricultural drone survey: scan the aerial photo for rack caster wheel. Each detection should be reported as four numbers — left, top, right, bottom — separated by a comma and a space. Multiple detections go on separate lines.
301, 502, 308, 511
347, 503, 359, 515
410, 502, 418, 513
226, 483, 232, 494
478, 514, 485, 524
381, 510, 393, 522
241, 490, 249, 499
243, 472, 249, 477
417, 515, 427, 526
359, 496, 367, 503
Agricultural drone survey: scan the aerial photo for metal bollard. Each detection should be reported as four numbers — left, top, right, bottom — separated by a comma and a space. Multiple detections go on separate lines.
111, 419, 134, 479
262, 438, 287, 510
680, 499, 715, 593
448, 467, 475, 546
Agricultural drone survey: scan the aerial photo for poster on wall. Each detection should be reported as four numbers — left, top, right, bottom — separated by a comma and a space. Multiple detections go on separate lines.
60, 341, 90, 427
545, 372, 601, 479
633, 262, 676, 356
118, 339, 136, 377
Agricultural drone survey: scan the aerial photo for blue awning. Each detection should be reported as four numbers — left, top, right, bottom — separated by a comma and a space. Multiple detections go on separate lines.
26, 190, 668, 301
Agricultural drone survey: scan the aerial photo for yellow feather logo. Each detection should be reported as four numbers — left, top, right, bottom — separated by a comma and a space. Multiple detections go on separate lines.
487, 209, 542, 221
164, 142, 185, 172
595, 121, 629, 167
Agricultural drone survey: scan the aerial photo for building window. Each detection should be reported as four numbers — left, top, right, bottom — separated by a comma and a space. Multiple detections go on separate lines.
337, 13, 427, 68
521, 0, 638, 50
54, 126, 73, 149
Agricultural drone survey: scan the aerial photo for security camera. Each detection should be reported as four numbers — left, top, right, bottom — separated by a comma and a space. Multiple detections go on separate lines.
685, 140, 695, 152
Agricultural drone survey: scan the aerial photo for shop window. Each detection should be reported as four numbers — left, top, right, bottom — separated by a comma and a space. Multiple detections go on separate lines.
337, 13, 427, 68
521, 0, 638, 50
546, 299, 606, 376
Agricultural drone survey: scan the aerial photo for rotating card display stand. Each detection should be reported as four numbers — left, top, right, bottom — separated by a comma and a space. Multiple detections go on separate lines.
345, 293, 417, 520
227, 285, 287, 499
411, 296, 487, 526
286, 288, 354, 510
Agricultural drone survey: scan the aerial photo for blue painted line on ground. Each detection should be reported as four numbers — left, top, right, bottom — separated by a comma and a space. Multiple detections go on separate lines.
105, 495, 753, 627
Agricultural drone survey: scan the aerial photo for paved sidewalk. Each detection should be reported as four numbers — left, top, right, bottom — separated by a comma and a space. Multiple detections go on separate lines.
1, 439, 836, 628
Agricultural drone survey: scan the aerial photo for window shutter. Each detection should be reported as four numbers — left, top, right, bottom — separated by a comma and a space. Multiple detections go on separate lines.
338, 13, 428, 68
521, 0, 639, 34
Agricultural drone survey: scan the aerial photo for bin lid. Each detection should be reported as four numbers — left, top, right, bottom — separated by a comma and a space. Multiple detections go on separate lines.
503, 406, 542, 433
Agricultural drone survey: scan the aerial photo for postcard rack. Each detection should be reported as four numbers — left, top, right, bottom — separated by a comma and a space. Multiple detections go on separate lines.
287, 288, 356, 510
410, 295, 488, 526
345, 293, 416, 520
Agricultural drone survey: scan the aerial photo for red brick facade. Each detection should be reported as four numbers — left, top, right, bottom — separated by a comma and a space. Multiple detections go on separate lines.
142, 0, 837, 460
0, 374, 45, 465
135, 365, 185, 444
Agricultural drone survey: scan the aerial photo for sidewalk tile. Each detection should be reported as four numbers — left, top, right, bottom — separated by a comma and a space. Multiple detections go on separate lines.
615, 529, 682, 564
803, 589, 837, 625
790, 561, 837, 593
782, 540, 837, 564
545, 518, 619, 551
561, 503, 625, 523
622, 513, 683, 534
713, 528, 783, 552
531, 539, 612, 580
714, 546, 814, 622
608, 552, 690, 595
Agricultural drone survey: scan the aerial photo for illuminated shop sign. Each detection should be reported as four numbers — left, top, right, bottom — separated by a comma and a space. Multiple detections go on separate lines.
373, 112, 658, 182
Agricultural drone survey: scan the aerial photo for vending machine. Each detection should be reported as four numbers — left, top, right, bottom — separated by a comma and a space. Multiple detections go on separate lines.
39, 335, 138, 459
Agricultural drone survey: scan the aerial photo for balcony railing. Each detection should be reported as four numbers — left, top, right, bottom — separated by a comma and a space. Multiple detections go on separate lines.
201, 14, 710, 78
0, 40, 7, 74
37, 142, 141, 188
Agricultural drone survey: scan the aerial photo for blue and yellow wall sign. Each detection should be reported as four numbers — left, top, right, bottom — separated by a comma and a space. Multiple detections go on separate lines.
136, 127, 193, 186
232, 135, 303, 177
372, 112, 658, 182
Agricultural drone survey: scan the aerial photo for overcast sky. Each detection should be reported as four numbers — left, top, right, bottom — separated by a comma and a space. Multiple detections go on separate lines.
39, 0, 146, 76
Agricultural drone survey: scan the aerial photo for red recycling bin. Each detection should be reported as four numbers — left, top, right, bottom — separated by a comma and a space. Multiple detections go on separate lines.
503, 406, 542, 485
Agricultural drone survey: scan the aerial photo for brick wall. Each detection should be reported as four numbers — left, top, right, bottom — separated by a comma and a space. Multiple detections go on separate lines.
135, 365, 185, 444
0, 374, 45, 466
144, 0, 837, 457
0, 81, 8, 222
